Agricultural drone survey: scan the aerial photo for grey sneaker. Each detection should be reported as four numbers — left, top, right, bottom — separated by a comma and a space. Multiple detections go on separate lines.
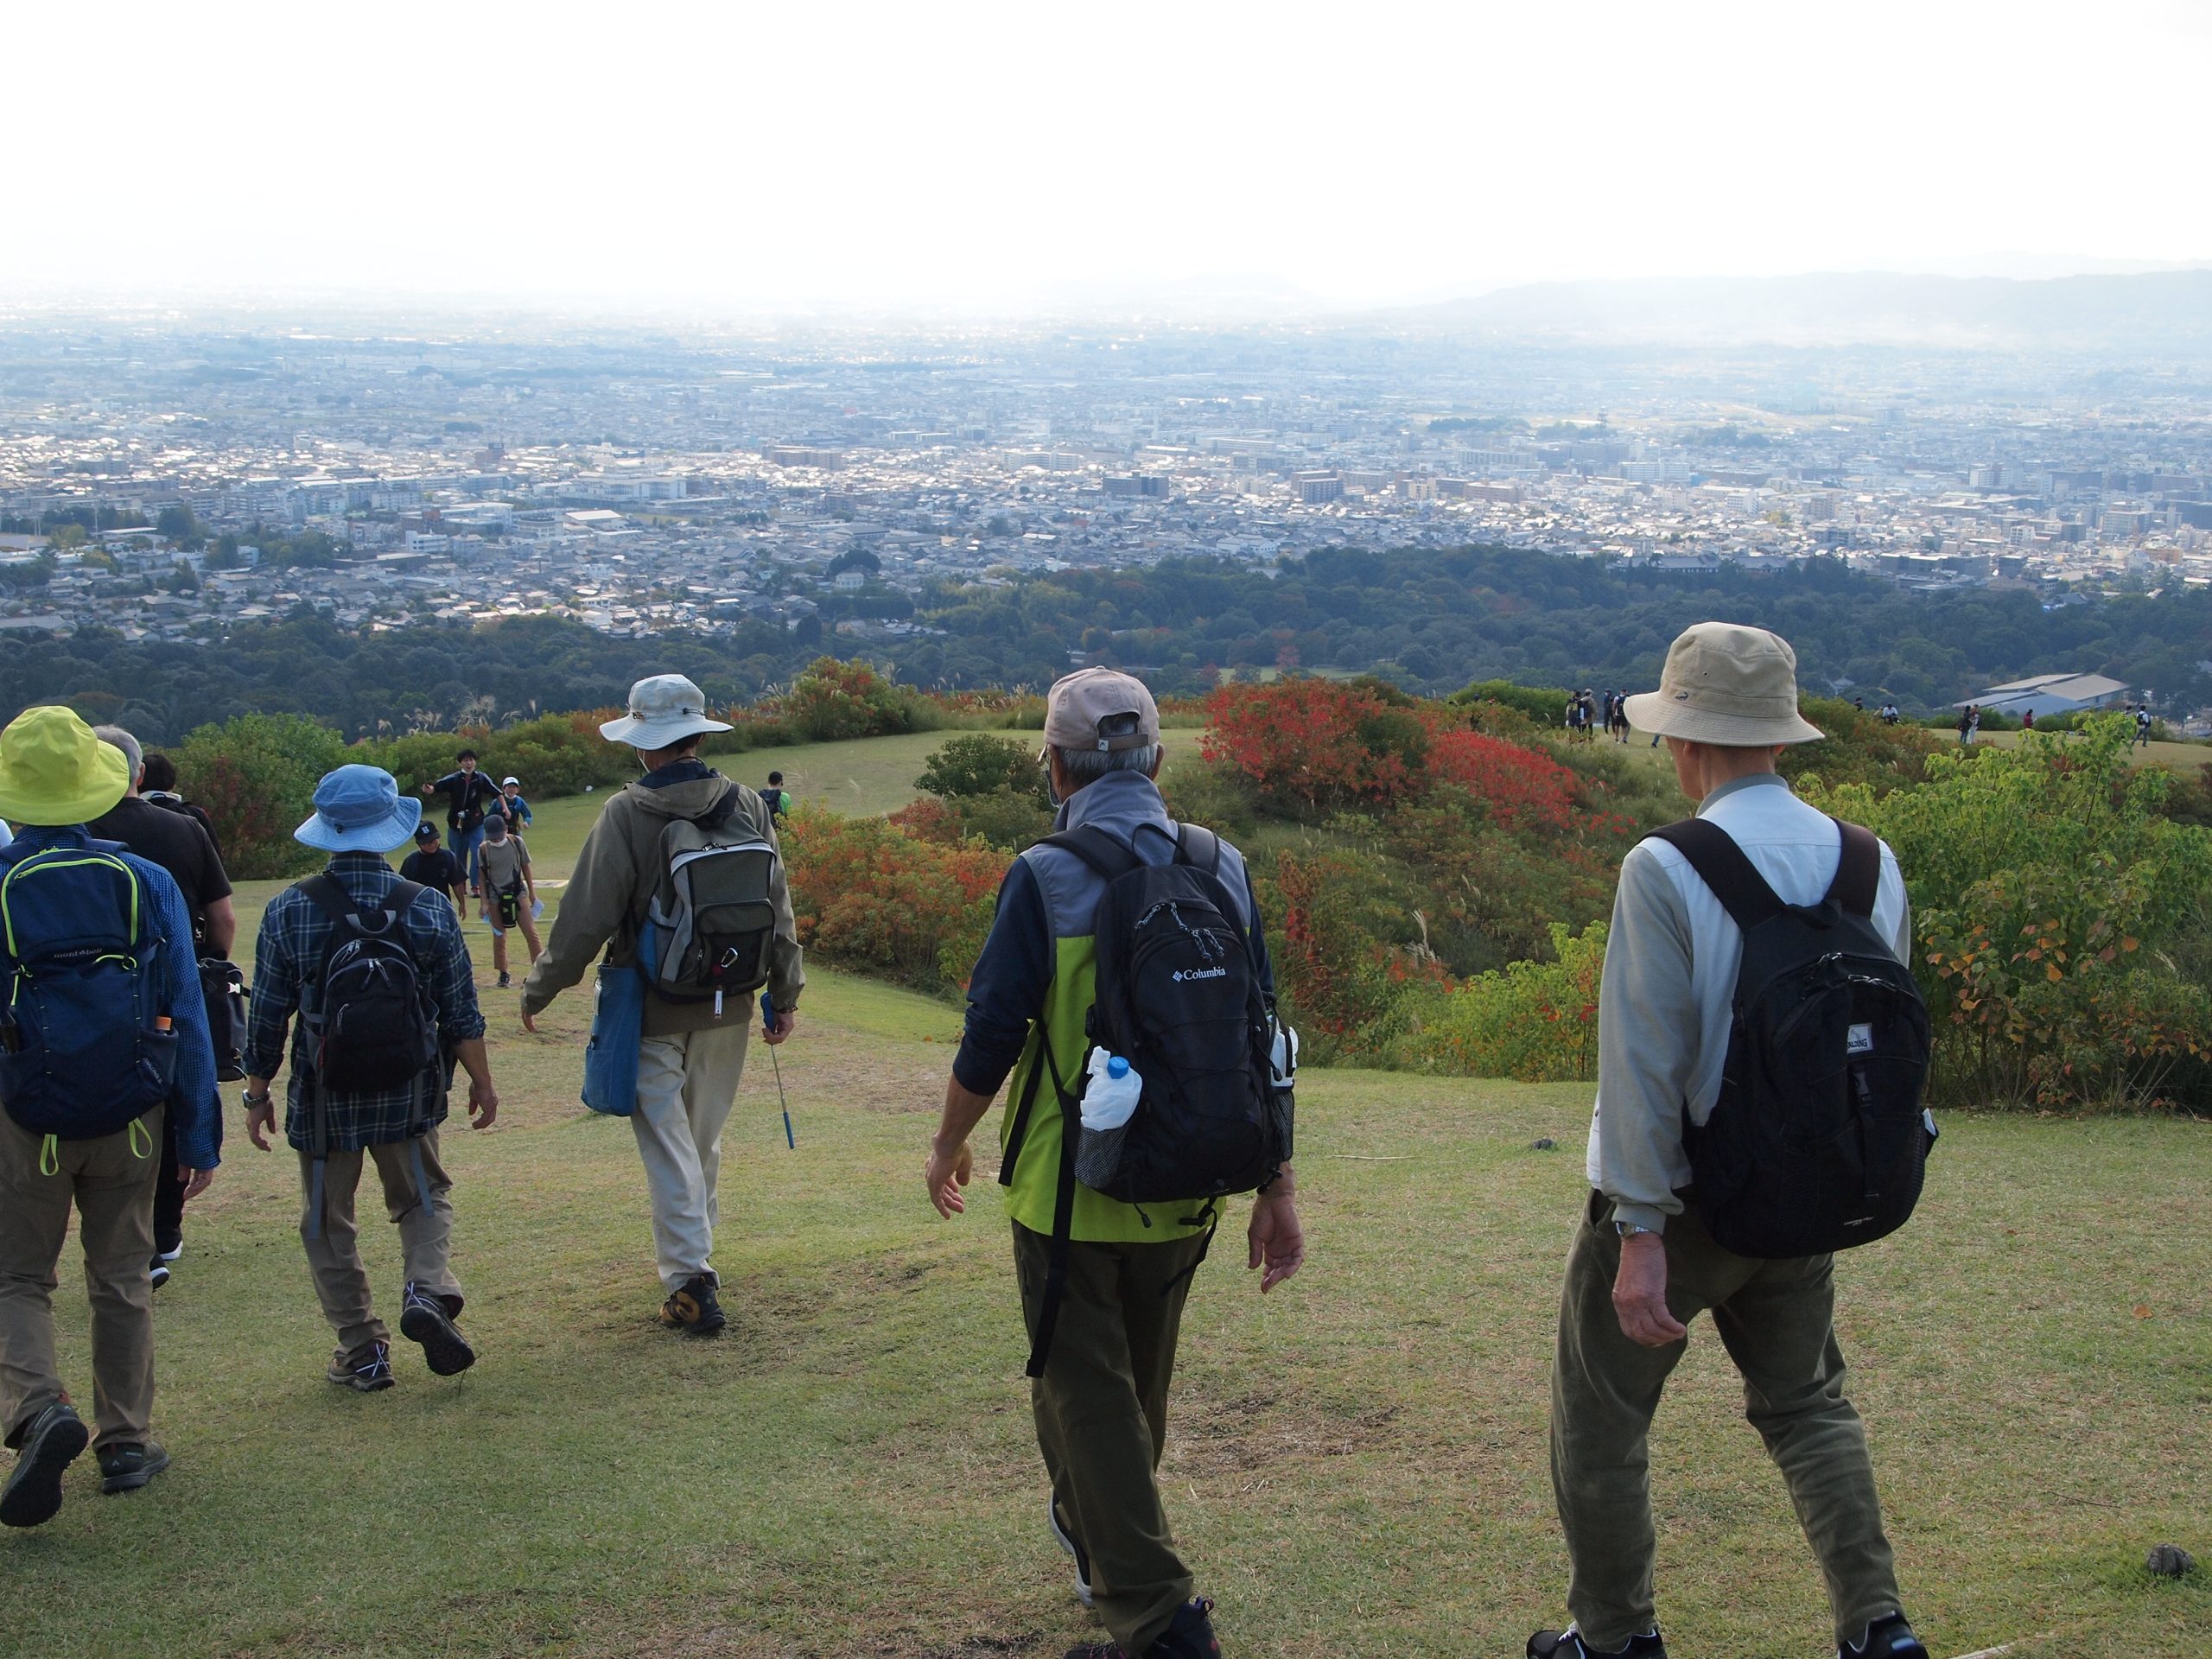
97, 1441, 170, 1496
1, 1402, 90, 1529
327, 1340, 395, 1392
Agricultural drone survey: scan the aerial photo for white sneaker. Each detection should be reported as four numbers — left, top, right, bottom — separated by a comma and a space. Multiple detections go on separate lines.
1047, 1497, 1094, 1608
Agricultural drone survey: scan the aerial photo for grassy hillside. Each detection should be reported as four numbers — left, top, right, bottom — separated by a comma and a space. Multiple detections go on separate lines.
8, 949, 2208, 1657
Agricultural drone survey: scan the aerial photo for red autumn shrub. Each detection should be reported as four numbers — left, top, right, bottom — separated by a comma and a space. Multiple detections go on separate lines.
1200, 679, 1430, 814
780, 804, 1006, 991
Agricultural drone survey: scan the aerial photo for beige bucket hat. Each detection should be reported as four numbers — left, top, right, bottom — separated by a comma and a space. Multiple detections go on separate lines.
1624, 622, 1824, 746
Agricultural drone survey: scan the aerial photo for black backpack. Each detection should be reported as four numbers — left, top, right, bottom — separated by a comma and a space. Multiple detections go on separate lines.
1007, 821, 1291, 1375
1649, 817, 1936, 1259
300, 876, 442, 1098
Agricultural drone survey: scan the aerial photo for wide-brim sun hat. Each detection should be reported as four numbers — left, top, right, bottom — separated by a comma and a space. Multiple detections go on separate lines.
1624, 621, 1825, 747
296, 764, 423, 854
0, 705, 133, 826
599, 674, 732, 750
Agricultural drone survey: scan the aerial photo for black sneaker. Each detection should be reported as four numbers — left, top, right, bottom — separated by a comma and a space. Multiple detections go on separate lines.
1841, 1615, 1929, 1659
155, 1236, 184, 1264
1047, 1497, 1095, 1608
1528, 1628, 1668, 1659
327, 1340, 396, 1392
659, 1273, 726, 1336
497, 971, 511, 988
1, 1402, 90, 1529
149, 1256, 171, 1292
1064, 1598, 1219, 1659
96, 1442, 170, 1496
398, 1282, 476, 1376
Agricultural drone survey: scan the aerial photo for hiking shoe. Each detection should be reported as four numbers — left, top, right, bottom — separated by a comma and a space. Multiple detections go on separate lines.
497, 971, 511, 988
96, 1442, 170, 1496
1063, 1598, 1218, 1659
659, 1273, 726, 1337
155, 1236, 184, 1264
149, 1256, 171, 1292
1528, 1628, 1668, 1659
1841, 1615, 1929, 1659
1, 1402, 90, 1529
327, 1340, 395, 1392
1048, 1497, 1095, 1608
398, 1282, 476, 1376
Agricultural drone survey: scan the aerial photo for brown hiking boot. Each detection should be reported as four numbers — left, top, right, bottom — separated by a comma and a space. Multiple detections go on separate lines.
658, 1273, 726, 1336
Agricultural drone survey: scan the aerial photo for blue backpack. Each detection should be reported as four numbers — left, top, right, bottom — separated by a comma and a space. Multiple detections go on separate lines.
0, 842, 179, 1145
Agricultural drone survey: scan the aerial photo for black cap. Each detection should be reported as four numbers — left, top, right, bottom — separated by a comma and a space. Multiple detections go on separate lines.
413, 823, 438, 841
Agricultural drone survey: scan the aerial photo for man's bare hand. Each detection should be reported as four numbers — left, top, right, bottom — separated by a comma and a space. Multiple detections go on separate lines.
245, 1096, 277, 1152
764, 1007, 798, 1046
179, 1166, 215, 1202
1612, 1231, 1688, 1347
1248, 1192, 1306, 1293
467, 1075, 499, 1129
520, 1001, 539, 1033
925, 1136, 974, 1218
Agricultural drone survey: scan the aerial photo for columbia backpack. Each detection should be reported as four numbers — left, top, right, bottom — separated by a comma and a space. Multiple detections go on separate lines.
641, 796, 779, 1016
1649, 817, 1936, 1259
0, 842, 179, 1141
299, 877, 442, 1097
1006, 822, 1293, 1376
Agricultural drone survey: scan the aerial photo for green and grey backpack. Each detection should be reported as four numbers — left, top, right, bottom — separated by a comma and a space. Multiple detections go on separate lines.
640, 798, 779, 1017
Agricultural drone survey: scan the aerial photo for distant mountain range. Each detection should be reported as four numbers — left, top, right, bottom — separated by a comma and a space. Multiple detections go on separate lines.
1407, 269, 2212, 351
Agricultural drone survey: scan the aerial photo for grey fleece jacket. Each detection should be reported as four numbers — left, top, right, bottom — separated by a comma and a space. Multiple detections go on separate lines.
520, 768, 804, 1037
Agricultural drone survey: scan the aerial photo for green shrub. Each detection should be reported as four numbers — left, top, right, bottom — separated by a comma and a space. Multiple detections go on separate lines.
915, 734, 1049, 804
1388, 921, 1607, 1082
175, 713, 350, 879
358, 712, 635, 799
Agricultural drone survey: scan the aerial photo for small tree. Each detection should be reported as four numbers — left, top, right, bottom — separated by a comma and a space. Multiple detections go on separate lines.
175, 713, 350, 879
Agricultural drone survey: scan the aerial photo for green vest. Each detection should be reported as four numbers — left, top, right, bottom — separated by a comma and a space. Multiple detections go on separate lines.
999, 935, 1217, 1243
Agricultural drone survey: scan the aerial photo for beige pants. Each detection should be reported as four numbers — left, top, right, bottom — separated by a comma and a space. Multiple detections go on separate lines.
296, 1128, 461, 1359
0, 1109, 162, 1451
632, 1022, 749, 1289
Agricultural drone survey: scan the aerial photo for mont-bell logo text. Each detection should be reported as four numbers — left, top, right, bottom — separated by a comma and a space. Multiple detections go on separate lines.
1172, 966, 1229, 983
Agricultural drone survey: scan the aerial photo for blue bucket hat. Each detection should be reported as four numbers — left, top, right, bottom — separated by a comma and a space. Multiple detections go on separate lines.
295, 765, 423, 854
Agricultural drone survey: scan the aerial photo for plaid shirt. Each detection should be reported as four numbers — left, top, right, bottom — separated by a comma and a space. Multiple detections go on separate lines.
245, 852, 485, 1151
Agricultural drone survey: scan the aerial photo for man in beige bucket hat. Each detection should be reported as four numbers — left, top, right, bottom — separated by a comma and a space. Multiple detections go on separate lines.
1529, 624, 1930, 1659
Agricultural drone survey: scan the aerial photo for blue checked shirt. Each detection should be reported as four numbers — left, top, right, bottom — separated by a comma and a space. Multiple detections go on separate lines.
245, 852, 486, 1151
3, 825, 223, 1170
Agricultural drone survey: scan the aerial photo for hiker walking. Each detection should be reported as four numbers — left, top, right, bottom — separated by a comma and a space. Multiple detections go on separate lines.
474, 810, 541, 990
0, 708, 220, 1529
86, 726, 239, 1291
925, 667, 1305, 1659
2135, 706, 2154, 748
419, 748, 501, 896
1528, 623, 1935, 1659
242, 766, 497, 1393
521, 676, 804, 1337
496, 775, 532, 829
760, 770, 791, 822
400, 822, 469, 913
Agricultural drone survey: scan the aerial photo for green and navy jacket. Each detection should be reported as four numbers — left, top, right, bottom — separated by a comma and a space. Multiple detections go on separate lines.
954, 771, 1273, 1243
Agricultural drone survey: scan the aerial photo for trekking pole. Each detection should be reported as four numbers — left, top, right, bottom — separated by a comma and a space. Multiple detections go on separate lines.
761, 989, 795, 1149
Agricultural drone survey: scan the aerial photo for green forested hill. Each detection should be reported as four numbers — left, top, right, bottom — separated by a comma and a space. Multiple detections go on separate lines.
5, 546, 2209, 742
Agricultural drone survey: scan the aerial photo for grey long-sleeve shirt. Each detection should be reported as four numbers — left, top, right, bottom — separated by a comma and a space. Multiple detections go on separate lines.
1586, 773, 1913, 1234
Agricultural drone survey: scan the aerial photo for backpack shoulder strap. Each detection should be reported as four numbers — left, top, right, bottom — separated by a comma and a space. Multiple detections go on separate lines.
300, 873, 361, 930
1036, 825, 1143, 885
1173, 822, 1223, 875
1825, 821, 1881, 918
1645, 818, 1786, 933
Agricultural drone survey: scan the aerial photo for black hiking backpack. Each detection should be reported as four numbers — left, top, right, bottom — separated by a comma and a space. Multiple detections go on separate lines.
1649, 817, 1936, 1259
1007, 821, 1293, 1376
300, 876, 442, 1098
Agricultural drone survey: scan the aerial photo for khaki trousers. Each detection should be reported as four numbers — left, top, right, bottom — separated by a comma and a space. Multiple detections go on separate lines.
1014, 1222, 1209, 1657
1549, 1196, 1903, 1649
297, 1128, 461, 1359
632, 1022, 749, 1289
0, 1109, 162, 1451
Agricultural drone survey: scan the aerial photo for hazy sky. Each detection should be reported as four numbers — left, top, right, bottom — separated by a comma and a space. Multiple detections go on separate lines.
7, 1, 2208, 315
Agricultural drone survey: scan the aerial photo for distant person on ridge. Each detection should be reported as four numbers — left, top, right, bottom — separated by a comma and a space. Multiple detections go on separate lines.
400, 823, 468, 913
242, 766, 497, 1393
497, 775, 532, 829
522, 675, 804, 1336
86, 726, 238, 1290
2135, 706, 2153, 747
419, 749, 501, 895
0, 707, 220, 1528
761, 770, 791, 822
926, 667, 1304, 1659
1527, 622, 1933, 1659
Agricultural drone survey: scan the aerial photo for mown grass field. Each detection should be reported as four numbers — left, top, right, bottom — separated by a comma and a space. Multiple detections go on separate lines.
8, 899, 2209, 1657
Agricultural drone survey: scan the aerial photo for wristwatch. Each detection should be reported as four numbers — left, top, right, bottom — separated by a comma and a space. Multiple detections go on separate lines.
1615, 1220, 1660, 1239
242, 1089, 271, 1110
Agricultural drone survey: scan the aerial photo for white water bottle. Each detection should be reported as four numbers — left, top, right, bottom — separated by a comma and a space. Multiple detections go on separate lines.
1081, 1049, 1142, 1131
